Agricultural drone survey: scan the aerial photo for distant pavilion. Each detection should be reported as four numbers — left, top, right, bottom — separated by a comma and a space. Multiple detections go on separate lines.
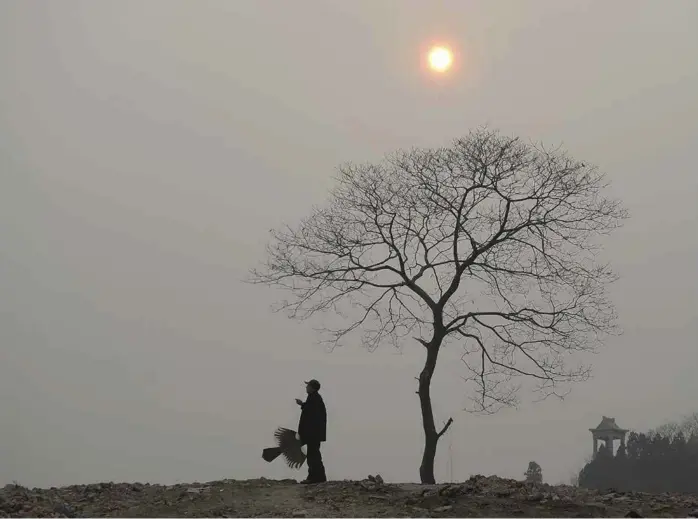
590, 416, 628, 458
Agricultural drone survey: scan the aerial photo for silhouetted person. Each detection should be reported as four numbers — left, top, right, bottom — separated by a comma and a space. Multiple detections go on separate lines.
295, 379, 327, 484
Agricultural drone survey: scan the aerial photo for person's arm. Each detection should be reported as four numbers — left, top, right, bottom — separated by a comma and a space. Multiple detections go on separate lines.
296, 394, 315, 410
318, 400, 327, 425
301, 393, 318, 412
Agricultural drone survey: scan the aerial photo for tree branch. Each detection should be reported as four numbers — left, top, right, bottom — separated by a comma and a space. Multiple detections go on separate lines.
437, 417, 454, 439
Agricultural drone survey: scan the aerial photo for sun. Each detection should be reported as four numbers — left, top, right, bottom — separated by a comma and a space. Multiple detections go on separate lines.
428, 46, 453, 73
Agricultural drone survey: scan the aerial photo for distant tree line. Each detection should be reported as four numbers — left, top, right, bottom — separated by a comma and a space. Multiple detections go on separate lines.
578, 413, 698, 494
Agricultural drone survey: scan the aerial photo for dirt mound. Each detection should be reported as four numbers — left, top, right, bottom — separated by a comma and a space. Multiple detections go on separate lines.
2, 475, 698, 517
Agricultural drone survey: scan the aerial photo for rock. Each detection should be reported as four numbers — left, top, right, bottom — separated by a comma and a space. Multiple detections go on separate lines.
359, 481, 376, 491
625, 511, 643, 518
292, 510, 309, 517
688, 510, 698, 518
433, 505, 453, 513
54, 503, 76, 517
439, 485, 462, 497
367, 474, 384, 486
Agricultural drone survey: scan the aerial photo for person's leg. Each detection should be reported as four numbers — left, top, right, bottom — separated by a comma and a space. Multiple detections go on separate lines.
304, 442, 318, 483
314, 443, 326, 482
304, 442, 326, 483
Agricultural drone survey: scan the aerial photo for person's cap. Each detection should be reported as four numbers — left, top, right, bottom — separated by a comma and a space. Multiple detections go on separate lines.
304, 379, 321, 390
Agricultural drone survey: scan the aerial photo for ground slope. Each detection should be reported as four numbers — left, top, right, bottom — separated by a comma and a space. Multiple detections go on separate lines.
2, 475, 698, 517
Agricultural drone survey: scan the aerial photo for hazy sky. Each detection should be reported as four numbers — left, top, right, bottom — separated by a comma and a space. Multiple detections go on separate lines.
1, 0, 697, 488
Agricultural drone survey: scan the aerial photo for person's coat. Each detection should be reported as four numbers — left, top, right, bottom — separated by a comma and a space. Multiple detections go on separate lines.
298, 391, 327, 444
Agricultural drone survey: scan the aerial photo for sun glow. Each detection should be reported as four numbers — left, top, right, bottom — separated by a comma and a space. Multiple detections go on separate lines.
428, 46, 453, 73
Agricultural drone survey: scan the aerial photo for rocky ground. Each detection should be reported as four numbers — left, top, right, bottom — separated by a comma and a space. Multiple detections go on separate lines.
2, 474, 698, 518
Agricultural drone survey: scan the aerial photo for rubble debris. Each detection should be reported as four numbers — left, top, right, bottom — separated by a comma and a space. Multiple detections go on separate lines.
2, 475, 697, 517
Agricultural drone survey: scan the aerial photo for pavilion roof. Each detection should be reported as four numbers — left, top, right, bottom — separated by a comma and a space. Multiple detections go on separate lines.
590, 416, 628, 432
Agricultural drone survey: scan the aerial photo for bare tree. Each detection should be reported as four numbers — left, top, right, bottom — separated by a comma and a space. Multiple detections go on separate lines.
651, 412, 698, 440
249, 128, 627, 484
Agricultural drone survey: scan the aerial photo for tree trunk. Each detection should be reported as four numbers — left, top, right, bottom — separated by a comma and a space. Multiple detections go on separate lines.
418, 335, 452, 484
420, 431, 439, 485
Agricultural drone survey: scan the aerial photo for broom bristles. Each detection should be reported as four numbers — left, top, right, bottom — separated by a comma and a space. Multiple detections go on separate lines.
261, 427, 306, 469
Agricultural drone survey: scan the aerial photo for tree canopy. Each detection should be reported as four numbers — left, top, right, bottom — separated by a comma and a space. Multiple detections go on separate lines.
252, 128, 626, 411
525, 461, 543, 484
